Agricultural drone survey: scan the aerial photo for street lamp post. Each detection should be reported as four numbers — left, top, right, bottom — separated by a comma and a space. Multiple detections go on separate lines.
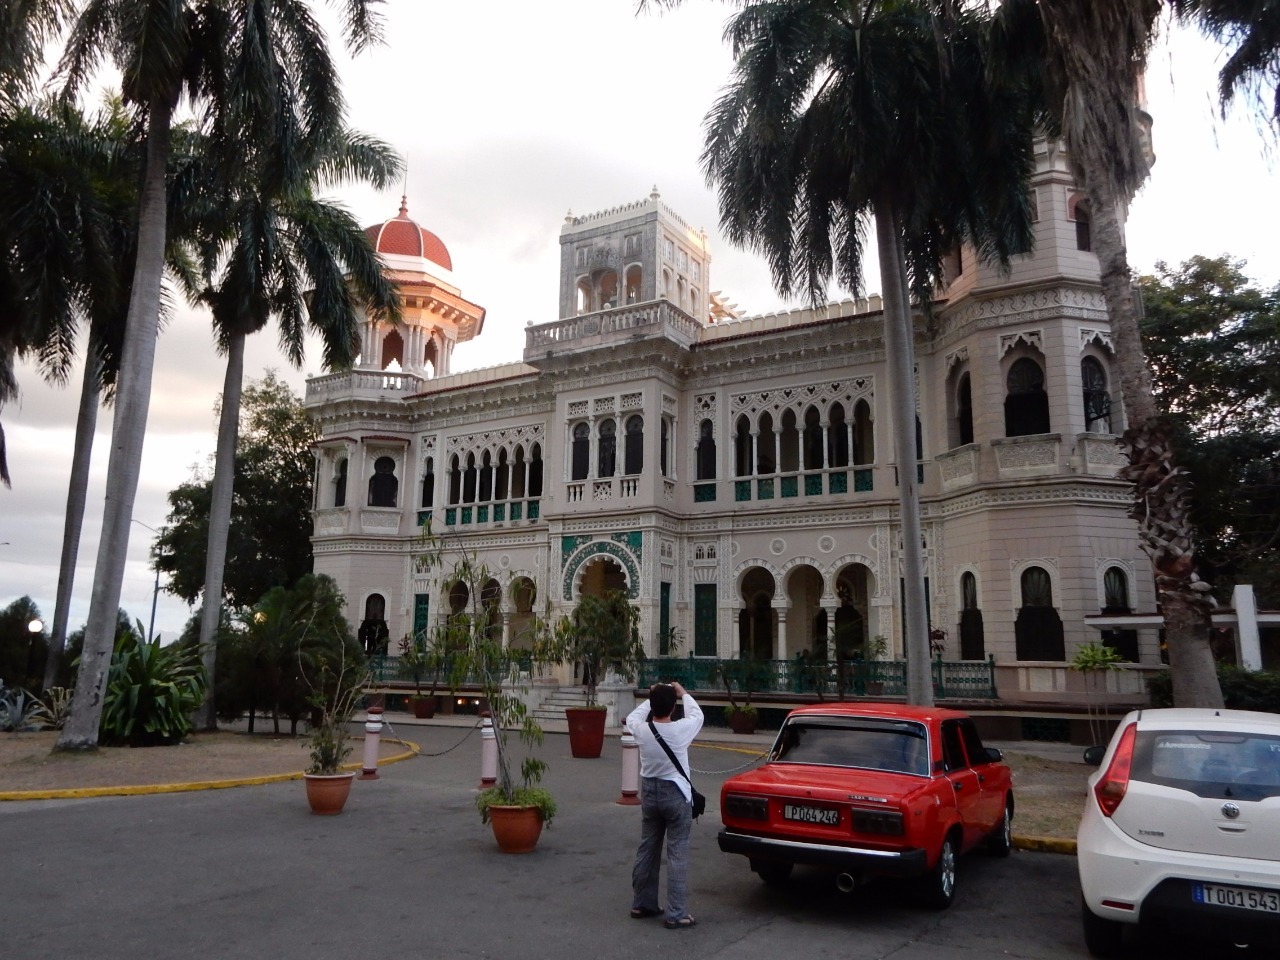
131, 520, 161, 643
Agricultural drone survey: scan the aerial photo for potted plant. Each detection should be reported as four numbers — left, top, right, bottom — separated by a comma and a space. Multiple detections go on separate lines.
302, 637, 368, 816
397, 633, 442, 718
418, 527, 557, 852
1071, 641, 1125, 749
717, 657, 765, 734
864, 635, 889, 697
551, 589, 645, 758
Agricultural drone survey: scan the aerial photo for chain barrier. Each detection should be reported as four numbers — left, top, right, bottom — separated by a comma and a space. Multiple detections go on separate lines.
689, 751, 769, 776
380, 718, 482, 758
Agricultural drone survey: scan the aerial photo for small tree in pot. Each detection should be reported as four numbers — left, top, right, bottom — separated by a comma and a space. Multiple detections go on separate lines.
302, 634, 368, 815
550, 590, 645, 758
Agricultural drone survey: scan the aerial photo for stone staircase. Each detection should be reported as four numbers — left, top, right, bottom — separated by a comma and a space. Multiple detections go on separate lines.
531, 685, 593, 723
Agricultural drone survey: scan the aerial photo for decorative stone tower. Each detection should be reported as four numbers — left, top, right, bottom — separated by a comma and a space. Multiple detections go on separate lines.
359, 197, 485, 378
558, 187, 716, 323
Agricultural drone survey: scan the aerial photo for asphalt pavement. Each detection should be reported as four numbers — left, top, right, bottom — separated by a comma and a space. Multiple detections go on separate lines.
0, 722, 1256, 960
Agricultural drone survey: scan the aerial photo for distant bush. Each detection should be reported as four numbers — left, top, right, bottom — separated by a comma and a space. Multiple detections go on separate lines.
100, 627, 206, 746
1148, 665, 1280, 713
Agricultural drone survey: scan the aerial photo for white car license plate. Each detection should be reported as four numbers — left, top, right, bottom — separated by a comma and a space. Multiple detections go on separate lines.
783, 804, 839, 825
1193, 883, 1280, 914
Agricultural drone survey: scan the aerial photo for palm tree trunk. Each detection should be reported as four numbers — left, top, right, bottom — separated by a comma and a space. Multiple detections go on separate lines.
874, 199, 932, 707
56, 97, 172, 752
45, 354, 101, 691
1082, 169, 1223, 709
194, 331, 246, 730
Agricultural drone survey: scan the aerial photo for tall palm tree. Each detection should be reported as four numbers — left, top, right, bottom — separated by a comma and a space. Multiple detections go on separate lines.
1172, 0, 1280, 124
189, 127, 401, 730
699, 0, 1037, 704
54, 0, 388, 752
985, 0, 1224, 708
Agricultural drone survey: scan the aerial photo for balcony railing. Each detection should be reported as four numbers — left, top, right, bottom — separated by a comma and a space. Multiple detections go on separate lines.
525, 300, 702, 356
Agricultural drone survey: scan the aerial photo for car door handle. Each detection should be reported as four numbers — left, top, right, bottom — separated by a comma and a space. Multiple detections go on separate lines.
952, 781, 963, 791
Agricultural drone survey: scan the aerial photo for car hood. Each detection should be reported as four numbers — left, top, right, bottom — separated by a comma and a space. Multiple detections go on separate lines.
725, 763, 932, 804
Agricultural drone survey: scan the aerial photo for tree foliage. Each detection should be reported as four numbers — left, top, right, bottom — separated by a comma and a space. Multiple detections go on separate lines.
0, 595, 46, 689
155, 371, 318, 608
1139, 255, 1280, 605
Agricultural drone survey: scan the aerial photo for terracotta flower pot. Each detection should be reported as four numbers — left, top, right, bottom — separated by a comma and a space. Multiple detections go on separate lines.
409, 696, 436, 719
487, 804, 544, 854
565, 706, 607, 758
304, 772, 355, 815
728, 710, 757, 735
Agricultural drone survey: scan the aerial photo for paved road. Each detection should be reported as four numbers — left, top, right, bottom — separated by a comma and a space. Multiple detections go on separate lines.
0, 725, 1258, 959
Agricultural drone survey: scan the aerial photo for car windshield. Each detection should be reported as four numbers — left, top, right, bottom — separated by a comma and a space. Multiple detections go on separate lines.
1134, 730, 1280, 802
770, 717, 929, 776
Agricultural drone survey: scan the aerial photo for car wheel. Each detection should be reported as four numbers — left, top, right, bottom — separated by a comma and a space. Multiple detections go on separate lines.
751, 859, 793, 886
1081, 897, 1124, 958
987, 798, 1013, 857
920, 833, 958, 909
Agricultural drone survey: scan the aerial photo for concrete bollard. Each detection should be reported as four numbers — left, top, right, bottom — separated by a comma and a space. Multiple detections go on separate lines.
479, 716, 497, 788
359, 706, 384, 780
617, 732, 640, 805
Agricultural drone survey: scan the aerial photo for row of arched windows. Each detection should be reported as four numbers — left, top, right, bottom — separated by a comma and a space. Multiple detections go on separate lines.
729, 400, 874, 479
439, 444, 545, 507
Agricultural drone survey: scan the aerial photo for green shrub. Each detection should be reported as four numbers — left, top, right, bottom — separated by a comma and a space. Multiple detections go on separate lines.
1148, 665, 1280, 713
100, 629, 207, 746
0, 686, 53, 732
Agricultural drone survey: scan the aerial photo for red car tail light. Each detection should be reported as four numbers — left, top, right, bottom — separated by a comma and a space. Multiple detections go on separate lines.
1094, 722, 1138, 817
852, 808, 904, 836
724, 794, 770, 820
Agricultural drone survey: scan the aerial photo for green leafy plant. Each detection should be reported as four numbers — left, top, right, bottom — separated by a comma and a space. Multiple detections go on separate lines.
303, 638, 368, 776
0, 685, 53, 732
1149, 665, 1280, 713
100, 626, 206, 746
1071, 642, 1126, 745
416, 525, 555, 824
40, 686, 73, 729
549, 589, 645, 707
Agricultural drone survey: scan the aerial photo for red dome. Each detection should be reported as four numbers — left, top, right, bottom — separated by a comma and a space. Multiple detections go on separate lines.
365, 197, 452, 271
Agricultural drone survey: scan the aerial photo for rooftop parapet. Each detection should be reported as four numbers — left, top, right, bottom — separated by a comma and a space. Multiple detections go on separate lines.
525, 299, 701, 360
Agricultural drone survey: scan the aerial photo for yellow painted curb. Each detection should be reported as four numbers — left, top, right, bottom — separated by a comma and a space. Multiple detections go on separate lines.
1014, 835, 1077, 855
693, 741, 769, 758
0, 736, 421, 802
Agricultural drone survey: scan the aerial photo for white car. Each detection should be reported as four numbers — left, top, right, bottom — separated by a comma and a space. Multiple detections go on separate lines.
1077, 707, 1280, 956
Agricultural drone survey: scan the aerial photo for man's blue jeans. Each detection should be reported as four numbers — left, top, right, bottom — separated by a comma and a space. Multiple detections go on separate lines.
632, 776, 693, 922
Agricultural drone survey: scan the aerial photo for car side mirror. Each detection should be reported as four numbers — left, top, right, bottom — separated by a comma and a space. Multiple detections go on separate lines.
985, 747, 1003, 764
1082, 745, 1107, 767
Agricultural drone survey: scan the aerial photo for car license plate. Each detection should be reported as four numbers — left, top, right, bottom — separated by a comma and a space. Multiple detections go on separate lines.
783, 804, 839, 825
1193, 883, 1280, 914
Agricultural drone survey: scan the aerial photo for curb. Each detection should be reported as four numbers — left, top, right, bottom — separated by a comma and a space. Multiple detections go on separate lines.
0, 737, 421, 803
1013, 835, 1077, 855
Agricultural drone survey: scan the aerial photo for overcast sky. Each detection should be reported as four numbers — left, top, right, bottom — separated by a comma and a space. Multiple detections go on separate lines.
2, 2, 1275, 642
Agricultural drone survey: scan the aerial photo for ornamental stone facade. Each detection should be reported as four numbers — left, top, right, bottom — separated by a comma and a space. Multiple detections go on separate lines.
305, 149, 1161, 703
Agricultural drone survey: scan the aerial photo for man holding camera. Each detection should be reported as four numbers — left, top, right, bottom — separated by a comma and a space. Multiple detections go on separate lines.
625, 681, 704, 929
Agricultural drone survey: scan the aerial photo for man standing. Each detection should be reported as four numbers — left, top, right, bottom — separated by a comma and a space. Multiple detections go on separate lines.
625, 681, 704, 929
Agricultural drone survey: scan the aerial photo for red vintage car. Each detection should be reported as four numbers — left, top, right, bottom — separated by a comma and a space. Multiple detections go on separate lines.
717, 703, 1014, 908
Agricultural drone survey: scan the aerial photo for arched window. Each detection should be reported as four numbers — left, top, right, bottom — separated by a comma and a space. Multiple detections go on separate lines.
853, 399, 874, 464
660, 418, 670, 477
570, 423, 589, 481
696, 419, 716, 481
448, 454, 461, 505
334, 458, 348, 508
780, 409, 799, 472
358, 593, 389, 655
625, 265, 642, 304
598, 418, 617, 478
1005, 357, 1050, 437
735, 415, 753, 477
955, 373, 973, 447
479, 451, 493, 502
1101, 565, 1139, 662
958, 572, 985, 660
368, 456, 398, 507
625, 415, 644, 475
576, 279, 592, 315
756, 412, 776, 475
512, 446, 527, 498
1082, 356, 1112, 433
496, 449, 510, 501
1074, 197, 1092, 252
828, 403, 849, 467
462, 453, 477, 503
803, 406, 823, 470
420, 457, 434, 508
529, 443, 544, 497
423, 338, 439, 377
1015, 565, 1065, 660
381, 329, 404, 369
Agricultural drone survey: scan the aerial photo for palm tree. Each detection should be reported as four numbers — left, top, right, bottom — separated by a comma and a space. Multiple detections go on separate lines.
189, 127, 401, 730
983, 0, 1224, 708
1172, 0, 1280, 124
698, 0, 1037, 704
54, 0, 388, 752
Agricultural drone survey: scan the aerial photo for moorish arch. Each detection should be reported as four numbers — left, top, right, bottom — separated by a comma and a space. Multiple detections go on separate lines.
508, 576, 538, 649
563, 542, 639, 600
782, 561, 825, 658
832, 561, 876, 658
737, 566, 777, 661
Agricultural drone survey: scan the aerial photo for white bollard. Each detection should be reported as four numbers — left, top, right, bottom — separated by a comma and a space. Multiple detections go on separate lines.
479, 716, 497, 788
617, 732, 640, 805
360, 706, 384, 780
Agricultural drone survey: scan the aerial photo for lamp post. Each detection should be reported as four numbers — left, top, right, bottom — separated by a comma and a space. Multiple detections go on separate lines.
131, 519, 161, 643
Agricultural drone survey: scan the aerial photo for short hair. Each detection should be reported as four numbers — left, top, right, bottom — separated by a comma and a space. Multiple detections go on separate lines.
649, 683, 677, 719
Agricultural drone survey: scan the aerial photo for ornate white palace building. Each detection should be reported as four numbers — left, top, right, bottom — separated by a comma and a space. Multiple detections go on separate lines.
304, 143, 1165, 705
